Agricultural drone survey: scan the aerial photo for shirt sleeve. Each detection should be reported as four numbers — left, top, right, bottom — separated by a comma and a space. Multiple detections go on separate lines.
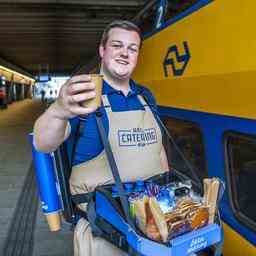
68, 116, 80, 134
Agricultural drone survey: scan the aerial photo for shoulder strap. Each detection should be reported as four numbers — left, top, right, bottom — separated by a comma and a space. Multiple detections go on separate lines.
141, 93, 202, 191
95, 110, 135, 230
137, 85, 158, 111
70, 116, 87, 167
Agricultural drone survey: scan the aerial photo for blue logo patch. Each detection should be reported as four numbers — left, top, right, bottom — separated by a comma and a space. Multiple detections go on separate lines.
163, 41, 190, 77
118, 128, 157, 147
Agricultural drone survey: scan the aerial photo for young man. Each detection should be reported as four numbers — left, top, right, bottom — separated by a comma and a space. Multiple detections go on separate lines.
34, 20, 169, 256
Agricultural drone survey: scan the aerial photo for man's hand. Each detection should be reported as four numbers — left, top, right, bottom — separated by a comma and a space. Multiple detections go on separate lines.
51, 74, 98, 120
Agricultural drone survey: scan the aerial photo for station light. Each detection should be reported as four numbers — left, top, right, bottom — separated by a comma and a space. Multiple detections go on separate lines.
0, 65, 35, 84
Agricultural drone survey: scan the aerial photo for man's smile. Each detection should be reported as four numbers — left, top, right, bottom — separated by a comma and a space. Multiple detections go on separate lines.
116, 59, 129, 65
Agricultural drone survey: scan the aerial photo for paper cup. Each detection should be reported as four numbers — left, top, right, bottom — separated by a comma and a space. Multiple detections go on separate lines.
81, 74, 103, 109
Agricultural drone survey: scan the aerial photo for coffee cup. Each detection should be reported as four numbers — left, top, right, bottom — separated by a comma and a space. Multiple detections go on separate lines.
81, 74, 103, 109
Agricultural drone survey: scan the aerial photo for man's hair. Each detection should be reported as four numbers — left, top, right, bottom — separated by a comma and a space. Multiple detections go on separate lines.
100, 20, 142, 47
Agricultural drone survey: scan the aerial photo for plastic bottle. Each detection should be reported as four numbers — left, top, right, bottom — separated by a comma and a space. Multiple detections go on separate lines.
124, 182, 134, 195
111, 185, 119, 198
112, 183, 134, 197
134, 180, 145, 193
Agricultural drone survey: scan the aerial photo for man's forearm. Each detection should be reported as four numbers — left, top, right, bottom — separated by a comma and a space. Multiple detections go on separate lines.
33, 74, 99, 152
33, 102, 69, 153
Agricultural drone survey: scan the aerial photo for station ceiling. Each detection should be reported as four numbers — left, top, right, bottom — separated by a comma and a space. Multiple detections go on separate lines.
0, 0, 194, 79
0, 0, 152, 78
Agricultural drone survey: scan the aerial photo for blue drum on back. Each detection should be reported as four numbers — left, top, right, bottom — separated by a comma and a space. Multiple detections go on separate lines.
29, 133, 62, 231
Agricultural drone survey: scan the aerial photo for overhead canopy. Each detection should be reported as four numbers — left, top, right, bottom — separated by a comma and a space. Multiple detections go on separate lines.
0, 0, 195, 79
0, 0, 149, 77
0, 57, 35, 85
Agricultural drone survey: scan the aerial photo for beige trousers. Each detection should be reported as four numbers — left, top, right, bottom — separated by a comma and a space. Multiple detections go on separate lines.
74, 218, 128, 256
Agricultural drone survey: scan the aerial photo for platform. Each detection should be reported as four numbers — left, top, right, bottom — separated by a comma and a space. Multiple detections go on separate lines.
0, 99, 73, 256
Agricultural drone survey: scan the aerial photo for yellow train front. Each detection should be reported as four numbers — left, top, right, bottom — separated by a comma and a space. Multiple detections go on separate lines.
133, 0, 256, 255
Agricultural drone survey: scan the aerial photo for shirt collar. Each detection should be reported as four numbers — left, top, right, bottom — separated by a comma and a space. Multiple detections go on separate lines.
102, 79, 142, 96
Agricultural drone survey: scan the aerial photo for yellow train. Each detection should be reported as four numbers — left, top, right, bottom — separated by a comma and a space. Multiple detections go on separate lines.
133, 0, 256, 255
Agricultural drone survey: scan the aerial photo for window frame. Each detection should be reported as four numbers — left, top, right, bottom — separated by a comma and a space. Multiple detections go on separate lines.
161, 115, 208, 188
224, 131, 256, 232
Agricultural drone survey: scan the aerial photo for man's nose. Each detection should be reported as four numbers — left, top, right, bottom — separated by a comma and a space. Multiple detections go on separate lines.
120, 47, 129, 57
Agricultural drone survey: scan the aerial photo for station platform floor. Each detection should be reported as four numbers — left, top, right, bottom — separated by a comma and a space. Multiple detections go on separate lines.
0, 99, 73, 256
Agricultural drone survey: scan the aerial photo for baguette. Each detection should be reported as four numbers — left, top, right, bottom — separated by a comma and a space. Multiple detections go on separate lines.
203, 178, 219, 224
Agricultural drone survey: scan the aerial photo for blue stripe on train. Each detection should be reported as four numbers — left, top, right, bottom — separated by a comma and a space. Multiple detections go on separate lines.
158, 106, 256, 246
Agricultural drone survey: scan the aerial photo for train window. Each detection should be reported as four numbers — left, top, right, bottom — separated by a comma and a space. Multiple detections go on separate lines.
165, 0, 200, 22
225, 133, 256, 230
138, 3, 158, 35
162, 117, 207, 183
139, 0, 202, 35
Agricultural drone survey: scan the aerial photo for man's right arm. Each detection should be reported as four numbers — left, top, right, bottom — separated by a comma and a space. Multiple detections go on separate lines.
33, 101, 71, 153
33, 74, 98, 153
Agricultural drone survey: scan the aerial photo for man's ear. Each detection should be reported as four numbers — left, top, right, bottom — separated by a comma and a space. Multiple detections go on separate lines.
99, 45, 104, 58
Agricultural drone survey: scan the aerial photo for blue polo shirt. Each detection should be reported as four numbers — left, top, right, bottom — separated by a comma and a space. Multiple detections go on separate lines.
69, 79, 158, 166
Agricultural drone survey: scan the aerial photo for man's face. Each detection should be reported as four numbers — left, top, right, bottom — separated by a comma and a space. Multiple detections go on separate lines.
99, 28, 140, 81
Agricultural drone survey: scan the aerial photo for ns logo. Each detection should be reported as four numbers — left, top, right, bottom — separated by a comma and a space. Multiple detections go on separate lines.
163, 41, 191, 77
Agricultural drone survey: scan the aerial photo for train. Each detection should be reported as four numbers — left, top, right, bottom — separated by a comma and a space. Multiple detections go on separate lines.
0, 65, 34, 107
133, 0, 256, 255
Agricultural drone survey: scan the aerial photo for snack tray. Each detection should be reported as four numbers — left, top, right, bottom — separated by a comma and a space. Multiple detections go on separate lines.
95, 190, 222, 256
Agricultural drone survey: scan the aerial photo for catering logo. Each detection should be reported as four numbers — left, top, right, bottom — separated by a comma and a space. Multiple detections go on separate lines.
118, 128, 157, 147
163, 41, 190, 77
187, 236, 207, 254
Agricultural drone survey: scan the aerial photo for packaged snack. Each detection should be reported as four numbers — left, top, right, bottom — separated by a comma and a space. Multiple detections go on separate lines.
127, 178, 218, 242
145, 200, 161, 241
156, 188, 175, 214
188, 206, 209, 230
146, 182, 160, 197
148, 197, 169, 242
168, 219, 191, 239
164, 197, 209, 239
133, 195, 148, 234
132, 195, 169, 242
